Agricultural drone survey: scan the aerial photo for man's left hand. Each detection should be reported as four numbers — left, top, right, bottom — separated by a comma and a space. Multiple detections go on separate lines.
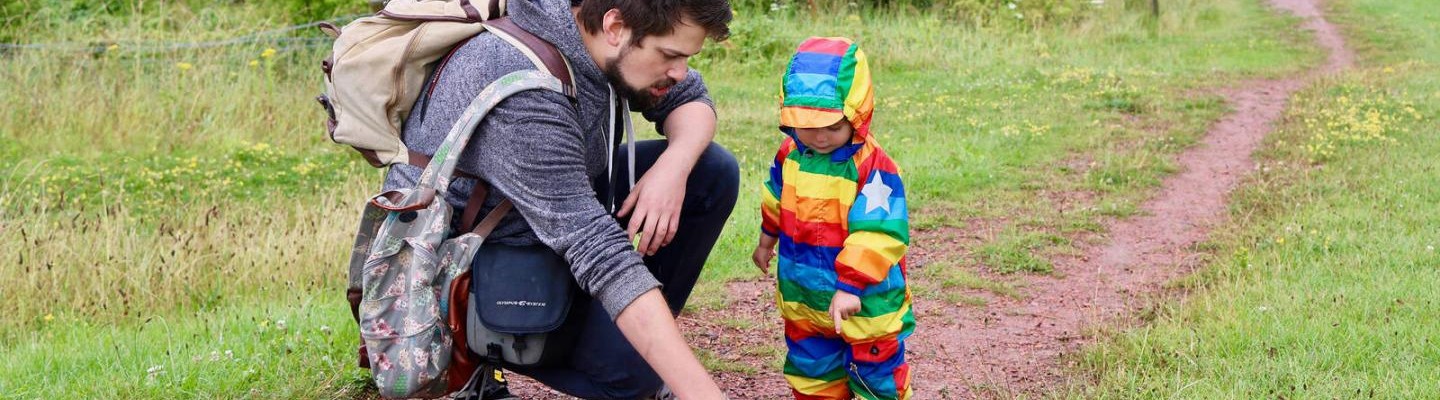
617, 161, 687, 256
617, 101, 715, 256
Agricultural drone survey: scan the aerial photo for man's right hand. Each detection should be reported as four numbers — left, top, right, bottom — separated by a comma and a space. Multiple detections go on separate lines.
615, 289, 727, 399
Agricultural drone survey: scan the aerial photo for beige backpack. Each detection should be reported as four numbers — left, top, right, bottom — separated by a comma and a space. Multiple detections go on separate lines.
316, 0, 575, 167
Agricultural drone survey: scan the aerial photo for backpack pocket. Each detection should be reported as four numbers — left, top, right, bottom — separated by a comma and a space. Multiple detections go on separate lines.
357, 197, 456, 398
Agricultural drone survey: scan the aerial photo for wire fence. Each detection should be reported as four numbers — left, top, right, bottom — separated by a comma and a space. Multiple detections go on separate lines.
0, 14, 368, 54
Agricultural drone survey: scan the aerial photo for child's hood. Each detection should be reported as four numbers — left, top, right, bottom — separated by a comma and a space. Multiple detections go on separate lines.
778, 36, 876, 161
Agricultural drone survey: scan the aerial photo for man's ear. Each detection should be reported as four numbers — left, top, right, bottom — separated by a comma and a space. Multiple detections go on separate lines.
601, 8, 629, 47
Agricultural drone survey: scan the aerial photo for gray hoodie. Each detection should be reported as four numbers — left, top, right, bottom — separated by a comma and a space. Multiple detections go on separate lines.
382, 0, 714, 318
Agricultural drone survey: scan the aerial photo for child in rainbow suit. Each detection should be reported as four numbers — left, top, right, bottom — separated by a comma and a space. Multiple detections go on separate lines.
752, 37, 914, 400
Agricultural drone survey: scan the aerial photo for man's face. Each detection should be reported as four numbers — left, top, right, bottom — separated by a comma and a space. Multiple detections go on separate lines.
602, 18, 707, 110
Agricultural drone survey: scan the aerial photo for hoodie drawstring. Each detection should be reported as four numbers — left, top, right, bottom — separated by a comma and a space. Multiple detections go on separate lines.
606, 86, 616, 212
621, 98, 636, 190
604, 85, 636, 213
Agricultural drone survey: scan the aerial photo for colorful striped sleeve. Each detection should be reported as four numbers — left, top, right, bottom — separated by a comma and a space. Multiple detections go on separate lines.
834, 150, 909, 295
760, 140, 794, 237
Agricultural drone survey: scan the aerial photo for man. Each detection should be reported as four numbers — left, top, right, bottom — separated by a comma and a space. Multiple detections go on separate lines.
383, 0, 737, 398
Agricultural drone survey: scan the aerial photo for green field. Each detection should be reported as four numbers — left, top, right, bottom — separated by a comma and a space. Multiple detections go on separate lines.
1074, 0, 1440, 398
3, 0, 1428, 397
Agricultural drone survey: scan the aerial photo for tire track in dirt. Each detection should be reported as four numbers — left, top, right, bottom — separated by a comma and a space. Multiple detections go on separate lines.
509, 0, 1353, 398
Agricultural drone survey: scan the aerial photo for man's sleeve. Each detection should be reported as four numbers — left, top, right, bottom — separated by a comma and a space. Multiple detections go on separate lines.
640, 68, 713, 134
833, 151, 910, 295
761, 140, 793, 237
469, 89, 659, 319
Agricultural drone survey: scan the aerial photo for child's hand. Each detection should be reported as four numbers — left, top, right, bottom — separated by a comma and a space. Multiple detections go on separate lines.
751, 246, 775, 274
828, 291, 862, 335
753, 234, 778, 275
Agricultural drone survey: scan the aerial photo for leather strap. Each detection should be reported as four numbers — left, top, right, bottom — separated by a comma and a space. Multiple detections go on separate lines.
459, 0, 483, 21
372, 188, 437, 212
488, 0, 503, 21
483, 17, 575, 97
446, 269, 479, 389
459, 182, 490, 233
460, 185, 512, 238
471, 199, 512, 236
379, 13, 555, 222
425, 37, 473, 102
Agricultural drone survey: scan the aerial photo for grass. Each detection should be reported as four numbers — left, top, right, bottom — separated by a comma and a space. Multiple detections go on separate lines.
2, 293, 369, 398
0, 0, 1319, 397
1070, 0, 1440, 397
692, 0, 1314, 287
911, 256, 1022, 308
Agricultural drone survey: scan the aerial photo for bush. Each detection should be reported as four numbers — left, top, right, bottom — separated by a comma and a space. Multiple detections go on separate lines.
944, 0, 1087, 27
269, 0, 369, 24
729, 0, 1111, 30
0, 1, 367, 31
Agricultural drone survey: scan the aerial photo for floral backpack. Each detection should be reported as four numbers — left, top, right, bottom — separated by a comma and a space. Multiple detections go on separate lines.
322, 1, 578, 397
347, 69, 569, 398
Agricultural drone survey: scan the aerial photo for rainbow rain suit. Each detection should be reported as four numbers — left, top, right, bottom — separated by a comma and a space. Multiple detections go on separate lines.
761, 37, 914, 400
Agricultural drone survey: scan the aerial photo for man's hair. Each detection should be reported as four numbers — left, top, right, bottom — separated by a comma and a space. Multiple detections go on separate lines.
574, 0, 732, 45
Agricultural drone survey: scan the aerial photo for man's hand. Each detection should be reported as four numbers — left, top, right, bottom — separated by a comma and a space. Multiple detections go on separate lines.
615, 289, 726, 399
617, 162, 687, 256
829, 291, 862, 335
617, 101, 715, 256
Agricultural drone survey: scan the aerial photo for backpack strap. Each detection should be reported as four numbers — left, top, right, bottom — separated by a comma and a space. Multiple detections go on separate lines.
483, 17, 577, 99
372, 69, 566, 209
406, 14, 575, 170
378, 16, 575, 232
419, 16, 576, 231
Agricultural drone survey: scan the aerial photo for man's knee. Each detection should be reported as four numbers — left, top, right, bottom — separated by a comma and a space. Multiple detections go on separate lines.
692, 143, 740, 212
696, 142, 740, 187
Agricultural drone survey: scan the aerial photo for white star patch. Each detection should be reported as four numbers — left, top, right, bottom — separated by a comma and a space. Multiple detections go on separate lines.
860, 173, 893, 213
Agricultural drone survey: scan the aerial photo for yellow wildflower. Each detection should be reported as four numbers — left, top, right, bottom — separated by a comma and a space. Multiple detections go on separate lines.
176, 62, 193, 71
261, 48, 277, 59
249, 59, 259, 68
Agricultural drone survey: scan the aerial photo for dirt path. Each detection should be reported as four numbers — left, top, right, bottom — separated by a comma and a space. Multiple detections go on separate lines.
507, 0, 1353, 398
897, 1, 1354, 397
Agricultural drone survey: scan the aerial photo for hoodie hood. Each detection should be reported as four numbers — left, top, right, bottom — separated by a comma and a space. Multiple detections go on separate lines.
779, 36, 874, 161
507, 0, 612, 114
507, 0, 596, 76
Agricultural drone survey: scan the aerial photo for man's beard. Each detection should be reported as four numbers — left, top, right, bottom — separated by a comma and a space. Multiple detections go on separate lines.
603, 45, 676, 111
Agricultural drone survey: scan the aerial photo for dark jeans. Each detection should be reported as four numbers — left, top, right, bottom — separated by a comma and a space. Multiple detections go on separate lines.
509, 140, 740, 399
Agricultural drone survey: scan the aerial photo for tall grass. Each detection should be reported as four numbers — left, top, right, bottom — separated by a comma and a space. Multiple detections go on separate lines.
0, 0, 1315, 396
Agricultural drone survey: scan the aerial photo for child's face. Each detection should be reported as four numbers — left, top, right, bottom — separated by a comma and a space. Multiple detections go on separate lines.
793, 119, 853, 154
